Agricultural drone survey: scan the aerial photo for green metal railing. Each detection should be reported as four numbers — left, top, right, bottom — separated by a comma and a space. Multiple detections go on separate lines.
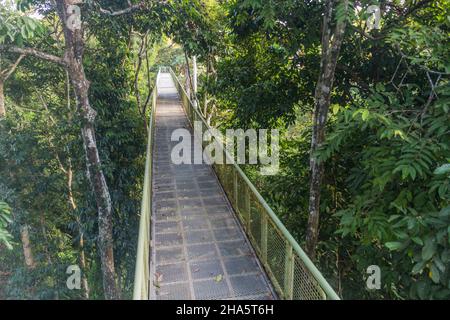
133, 70, 160, 300
169, 67, 340, 300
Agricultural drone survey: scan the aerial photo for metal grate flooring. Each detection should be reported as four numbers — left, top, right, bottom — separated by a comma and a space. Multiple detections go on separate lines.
149, 73, 276, 300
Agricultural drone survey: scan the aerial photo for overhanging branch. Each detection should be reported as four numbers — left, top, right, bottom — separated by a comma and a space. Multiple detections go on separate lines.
0, 45, 66, 67
1, 54, 26, 81
99, 1, 146, 16
98, 0, 168, 16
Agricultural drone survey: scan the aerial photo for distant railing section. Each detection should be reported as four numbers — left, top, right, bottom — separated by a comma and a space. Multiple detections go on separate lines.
169, 67, 340, 300
133, 70, 160, 300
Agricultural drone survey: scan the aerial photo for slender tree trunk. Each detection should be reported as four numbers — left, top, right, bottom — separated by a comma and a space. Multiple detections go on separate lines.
74, 72, 117, 300
192, 55, 198, 94
20, 225, 36, 269
39, 214, 53, 266
56, 0, 119, 299
184, 63, 191, 99
133, 33, 150, 129
207, 104, 215, 126
184, 51, 198, 104
203, 59, 209, 118
134, 35, 145, 114
67, 163, 90, 299
67, 163, 76, 210
39, 88, 90, 299
0, 80, 5, 117
141, 41, 151, 129
204, 55, 217, 123
306, 0, 348, 259
0, 54, 24, 118
39, 213, 61, 299
192, 55, 198, 108
78, 232, 89, 299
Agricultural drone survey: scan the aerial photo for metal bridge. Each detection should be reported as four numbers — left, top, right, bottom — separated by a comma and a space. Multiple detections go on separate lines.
133, 68, 340, 300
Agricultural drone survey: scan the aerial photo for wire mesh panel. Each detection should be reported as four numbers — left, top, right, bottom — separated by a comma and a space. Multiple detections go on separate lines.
236, 174, 250, 227
266, 221, 287, 295
293, 255, 326, 300
222, 164, 235, 205
213, 163, 225, 185
249, 193, 262, 254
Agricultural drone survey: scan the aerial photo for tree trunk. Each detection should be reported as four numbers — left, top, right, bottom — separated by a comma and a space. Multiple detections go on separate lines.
203, 59, 209, 118
56, 0, 119, 299
39, 213, 61, 299
192, 55, 198, 108
0, 80, 5, 118
79, 232, 90, 299
204, 55, 217, 123
185, 63, 191, 99
184, 51, 198, 104
306, 0, 348, 260
74, 70, 118, 300
20, 225, 36, 269
192, 55, 198, 94
0, 54, 25, 118
39, 214, 53, 266
67, 163, 90, 299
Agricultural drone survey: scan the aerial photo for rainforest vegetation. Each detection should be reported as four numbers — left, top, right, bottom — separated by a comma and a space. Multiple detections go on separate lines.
0, 0, 449, 300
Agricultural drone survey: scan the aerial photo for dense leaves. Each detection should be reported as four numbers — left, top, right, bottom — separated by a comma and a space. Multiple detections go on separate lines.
0, 0, 449, 300
205, 0, 450, 299
0, 201, 12, 249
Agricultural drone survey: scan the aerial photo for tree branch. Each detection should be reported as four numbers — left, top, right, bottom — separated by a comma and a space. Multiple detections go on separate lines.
395, 45, 450, 76
353, 0, 435, 42
98, 0, 168, 16
99, 4, 143, 16
0, 45, 66, 67
351, 26, 384, 41
1, 54, 26, 81
36, 91, 68, 174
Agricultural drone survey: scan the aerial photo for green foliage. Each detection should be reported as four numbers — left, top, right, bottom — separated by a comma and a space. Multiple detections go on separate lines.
0, 5, 45, 45
0, 201, 13, 249
206, 0, 450, 300
317, 10, 450, 297
168, 0, 224, 57
1, 0, 449, 301
214, 34, 303, 127
212, 0, 322, 128
0, 1, 152, 299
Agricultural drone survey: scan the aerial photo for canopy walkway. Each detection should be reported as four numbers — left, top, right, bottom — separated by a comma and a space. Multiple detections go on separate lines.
133, 68, 340, 300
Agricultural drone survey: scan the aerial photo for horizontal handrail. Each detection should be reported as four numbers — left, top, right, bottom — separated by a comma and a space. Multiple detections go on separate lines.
133, 70, 160, 300
169, 67, 340, 300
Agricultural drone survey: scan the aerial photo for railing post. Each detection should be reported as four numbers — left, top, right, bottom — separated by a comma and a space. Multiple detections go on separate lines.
246, 190, 251, 231
233, 169, 238, 211
144, 232, 149, 297
284, 244, 294, 300
261, 215, 268, 262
